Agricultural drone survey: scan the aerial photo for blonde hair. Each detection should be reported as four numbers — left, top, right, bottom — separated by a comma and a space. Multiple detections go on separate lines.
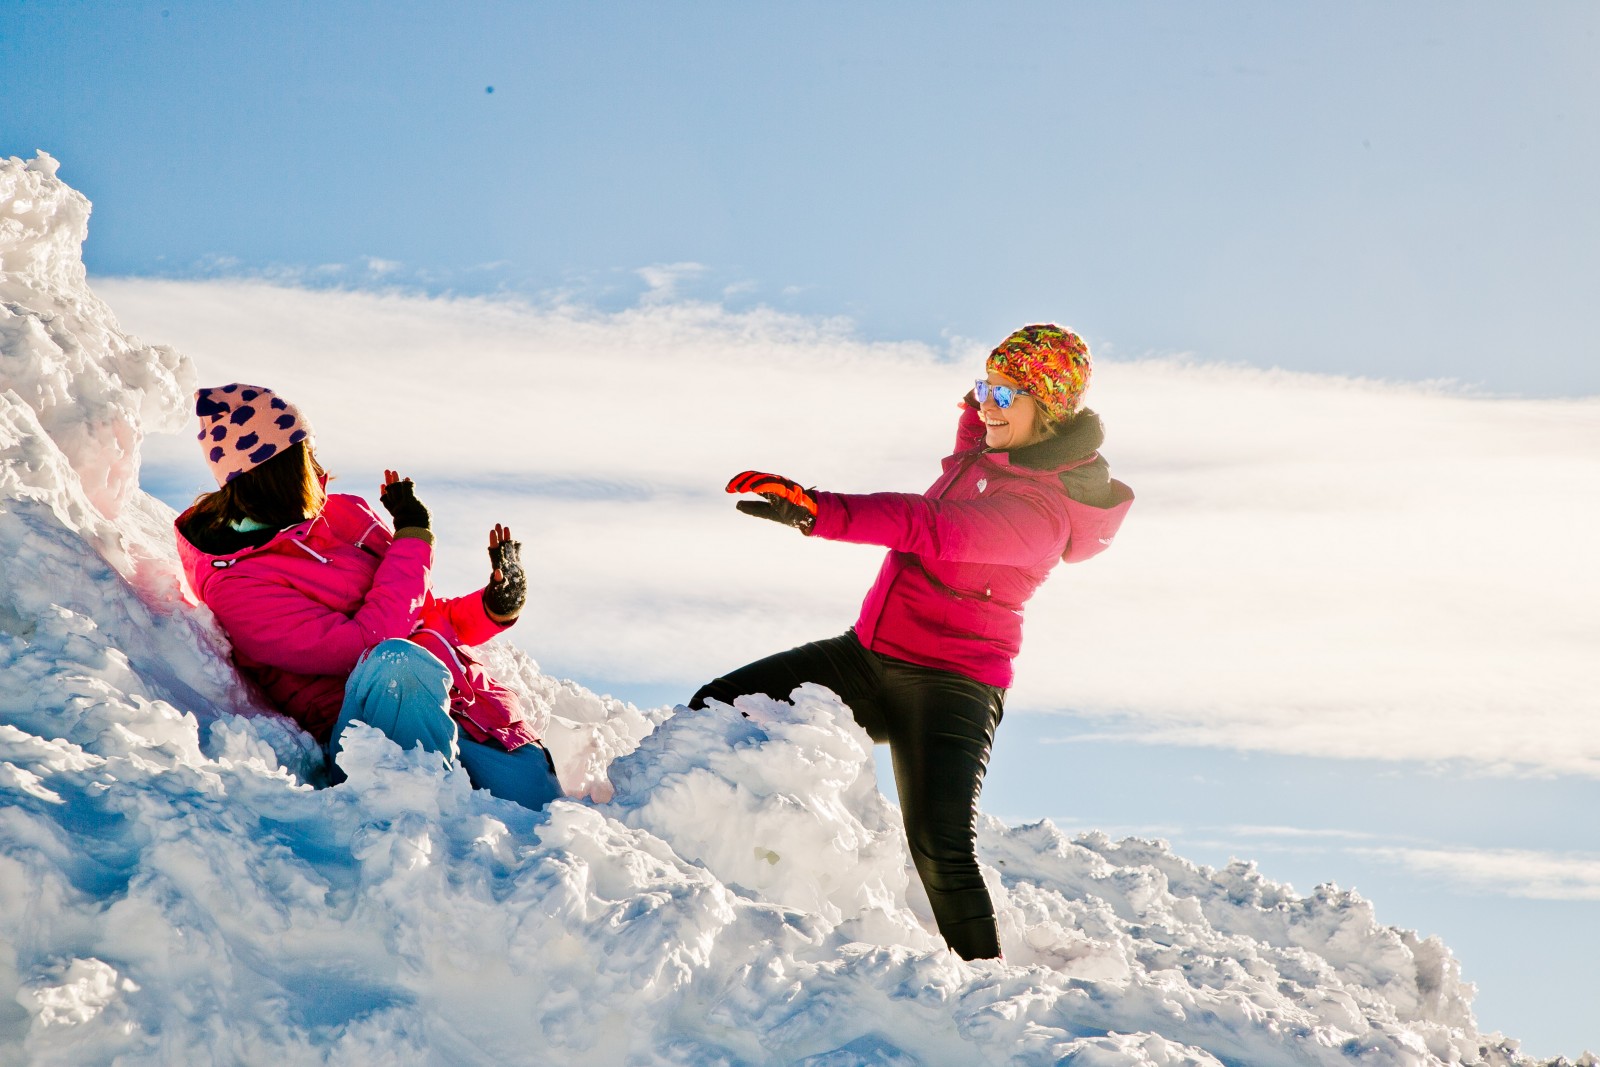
1030, 402, 1061, 442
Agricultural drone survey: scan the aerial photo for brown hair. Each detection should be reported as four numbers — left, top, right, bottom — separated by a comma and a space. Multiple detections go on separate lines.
187, 441, 328, 537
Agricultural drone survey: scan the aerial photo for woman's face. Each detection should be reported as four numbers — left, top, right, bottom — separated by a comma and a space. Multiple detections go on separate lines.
980, 372, 1041, 451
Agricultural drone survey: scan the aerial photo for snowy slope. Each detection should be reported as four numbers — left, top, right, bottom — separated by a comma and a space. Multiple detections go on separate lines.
0, 151, 1560, 1067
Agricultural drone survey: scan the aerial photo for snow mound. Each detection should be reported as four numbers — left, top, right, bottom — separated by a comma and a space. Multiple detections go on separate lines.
0, 151, 1553, 1065
0, 151, 191, 519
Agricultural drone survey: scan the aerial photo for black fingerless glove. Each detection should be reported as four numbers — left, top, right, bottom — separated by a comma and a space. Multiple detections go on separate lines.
379, 479, 430, 531
484, 537, 527, 618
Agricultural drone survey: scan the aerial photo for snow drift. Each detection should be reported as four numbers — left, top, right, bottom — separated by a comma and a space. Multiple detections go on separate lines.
0, 151, 1560, 1066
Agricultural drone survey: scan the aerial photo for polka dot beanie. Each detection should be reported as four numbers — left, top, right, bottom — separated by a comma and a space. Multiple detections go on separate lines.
985, 324, 1092, 421
194, 384, 313, 487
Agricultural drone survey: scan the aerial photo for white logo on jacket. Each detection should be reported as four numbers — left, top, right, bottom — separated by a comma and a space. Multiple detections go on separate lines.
976, 478, 988, 493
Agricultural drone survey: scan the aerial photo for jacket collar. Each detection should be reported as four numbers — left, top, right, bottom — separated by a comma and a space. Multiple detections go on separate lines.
175, 503, 322, 563
998, 408, 1105, 471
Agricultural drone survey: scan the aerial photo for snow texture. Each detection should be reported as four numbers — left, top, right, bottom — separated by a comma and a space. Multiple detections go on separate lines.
0, 151, 1581, 1066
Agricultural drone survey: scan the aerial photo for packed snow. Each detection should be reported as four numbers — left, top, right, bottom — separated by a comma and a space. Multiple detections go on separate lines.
0, 151, 1582, 1066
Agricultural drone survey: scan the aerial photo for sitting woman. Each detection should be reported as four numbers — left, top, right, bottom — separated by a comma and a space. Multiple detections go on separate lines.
175, 383, 561, 810
693, 325, 1133, 960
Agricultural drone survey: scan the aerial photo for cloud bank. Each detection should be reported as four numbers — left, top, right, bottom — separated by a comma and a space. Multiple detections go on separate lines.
1173, 825, 1600, 903
1362, 847, 1600, 902
104, 279, 1600, 777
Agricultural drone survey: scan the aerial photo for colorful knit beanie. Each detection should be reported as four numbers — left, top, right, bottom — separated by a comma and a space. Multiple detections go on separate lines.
194, 384, 313, 487
985, 324, 1092, 421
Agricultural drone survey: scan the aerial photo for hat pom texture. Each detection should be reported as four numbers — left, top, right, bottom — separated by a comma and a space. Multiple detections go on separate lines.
985, 324, 1091, 421
193, 384, 312, 487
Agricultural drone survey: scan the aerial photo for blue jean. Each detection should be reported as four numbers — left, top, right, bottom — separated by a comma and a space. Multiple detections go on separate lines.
329, 638, 562, 811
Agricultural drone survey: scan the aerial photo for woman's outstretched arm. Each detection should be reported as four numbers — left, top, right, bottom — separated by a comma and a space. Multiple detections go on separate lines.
810, 484, 1071, 568
429, 525, 525, 645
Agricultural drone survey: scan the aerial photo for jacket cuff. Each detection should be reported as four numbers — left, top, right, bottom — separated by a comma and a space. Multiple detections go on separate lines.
482, 589, 519, 628
463, 584, 515, 642
808, 492, 848, 541
393, 526, 435, 545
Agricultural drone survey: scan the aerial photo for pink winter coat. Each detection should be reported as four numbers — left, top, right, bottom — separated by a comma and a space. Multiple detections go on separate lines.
175, 493, 536, 749
809, 404, 1133, 688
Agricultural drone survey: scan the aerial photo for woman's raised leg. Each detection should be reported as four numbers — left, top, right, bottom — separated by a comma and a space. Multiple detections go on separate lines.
331, 638, 559, 810
688, 630, 884, 723
330, 638, 460, 772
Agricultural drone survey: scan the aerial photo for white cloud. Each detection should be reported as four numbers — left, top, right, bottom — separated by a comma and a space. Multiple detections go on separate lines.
1089, 823, 1600, 901
636, 261, 707, 303
1224, 825, 1386, 843
103, 279, 1600, 777
1361, 847, 1600, 901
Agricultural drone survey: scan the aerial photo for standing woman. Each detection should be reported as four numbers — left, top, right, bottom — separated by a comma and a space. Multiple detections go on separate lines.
691, 325, 1132, 959
175, 383, 561, 810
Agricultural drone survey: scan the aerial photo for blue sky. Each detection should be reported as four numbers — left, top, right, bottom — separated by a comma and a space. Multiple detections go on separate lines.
6, 1, 1598, 395
8, 1, 1600, 1057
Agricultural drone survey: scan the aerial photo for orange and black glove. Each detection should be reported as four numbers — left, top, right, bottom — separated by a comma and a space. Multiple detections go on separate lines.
726, 471, 818, 534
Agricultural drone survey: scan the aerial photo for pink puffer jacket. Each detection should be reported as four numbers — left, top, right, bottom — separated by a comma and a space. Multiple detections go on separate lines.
176, 493, 535, 749
809, 404, 1133, 687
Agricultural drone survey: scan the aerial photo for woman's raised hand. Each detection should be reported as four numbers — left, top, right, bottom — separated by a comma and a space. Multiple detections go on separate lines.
484, 524, 526, 622
378, 470, 431, 531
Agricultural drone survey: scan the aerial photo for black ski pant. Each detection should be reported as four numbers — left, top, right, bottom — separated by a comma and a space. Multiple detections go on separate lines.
689, 630, 1005, 960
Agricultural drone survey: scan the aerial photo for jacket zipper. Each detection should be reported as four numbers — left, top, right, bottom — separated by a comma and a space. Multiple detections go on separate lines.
353, 519, 383, 557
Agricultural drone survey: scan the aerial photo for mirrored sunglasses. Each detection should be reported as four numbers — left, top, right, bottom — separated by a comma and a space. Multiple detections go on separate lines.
973, 380, 1031, 408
